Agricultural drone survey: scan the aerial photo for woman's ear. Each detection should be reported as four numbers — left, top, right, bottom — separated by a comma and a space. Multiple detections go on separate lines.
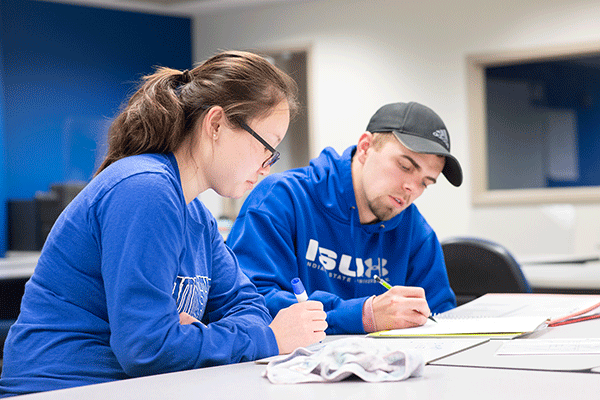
203, 106, 225, 140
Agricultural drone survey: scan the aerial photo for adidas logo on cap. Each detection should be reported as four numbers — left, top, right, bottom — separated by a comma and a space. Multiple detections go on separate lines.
432, 129, 449, 149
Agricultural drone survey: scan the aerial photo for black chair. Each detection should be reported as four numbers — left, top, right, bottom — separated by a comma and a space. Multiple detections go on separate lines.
441, 237, 532, 306
0, 277, 27, 374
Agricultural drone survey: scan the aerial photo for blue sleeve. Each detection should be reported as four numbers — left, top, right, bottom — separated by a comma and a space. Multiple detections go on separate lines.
95, 174, 277, 377
406, 231, 456, 314
228, 192, 367, 335
201, 223, 278, 346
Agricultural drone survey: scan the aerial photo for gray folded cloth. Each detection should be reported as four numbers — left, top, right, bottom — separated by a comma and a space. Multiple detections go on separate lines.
264, 337, 424, 384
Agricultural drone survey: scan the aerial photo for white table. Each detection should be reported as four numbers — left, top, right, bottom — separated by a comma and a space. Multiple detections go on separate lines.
0, 251, 39, 280
14, 360, 599, 400
521, 261, 600, 292
13, 318, 600, 400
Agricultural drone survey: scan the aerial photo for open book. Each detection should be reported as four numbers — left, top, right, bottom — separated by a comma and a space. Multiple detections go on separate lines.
369, 293, 600, 337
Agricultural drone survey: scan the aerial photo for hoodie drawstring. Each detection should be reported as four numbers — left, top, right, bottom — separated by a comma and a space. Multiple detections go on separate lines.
350, 207, 358, 297
377, 223, 385, 282
350, 207, 387, 296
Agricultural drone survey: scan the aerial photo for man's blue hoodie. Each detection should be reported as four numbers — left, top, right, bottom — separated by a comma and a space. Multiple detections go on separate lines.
228, 146, 456, 334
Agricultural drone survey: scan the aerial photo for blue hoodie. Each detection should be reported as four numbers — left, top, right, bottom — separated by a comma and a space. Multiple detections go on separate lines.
0, 153, 277, 397
228, 146, 456, 334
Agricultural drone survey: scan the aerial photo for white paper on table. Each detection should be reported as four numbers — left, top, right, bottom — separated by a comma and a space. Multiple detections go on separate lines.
371, 337, 490, 363
496, 338, 600, 355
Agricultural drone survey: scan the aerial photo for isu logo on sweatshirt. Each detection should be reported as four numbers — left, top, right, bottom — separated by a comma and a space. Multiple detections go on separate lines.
305, 239, 388, 279
172, 275, 210, 320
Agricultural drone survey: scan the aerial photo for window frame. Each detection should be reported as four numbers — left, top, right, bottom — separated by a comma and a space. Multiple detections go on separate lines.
468, 41, 600, 206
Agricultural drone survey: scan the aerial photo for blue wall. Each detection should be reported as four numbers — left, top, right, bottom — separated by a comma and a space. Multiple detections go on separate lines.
1, 0, 192, 198
0, 0, 192, 254
0, 35, 6, 257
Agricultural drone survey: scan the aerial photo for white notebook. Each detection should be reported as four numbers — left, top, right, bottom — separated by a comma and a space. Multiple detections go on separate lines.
369, 293, 600, 337
370, 316, 547, 337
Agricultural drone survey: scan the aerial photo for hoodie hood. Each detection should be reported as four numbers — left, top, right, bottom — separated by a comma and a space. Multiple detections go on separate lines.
307, 146, 412, 234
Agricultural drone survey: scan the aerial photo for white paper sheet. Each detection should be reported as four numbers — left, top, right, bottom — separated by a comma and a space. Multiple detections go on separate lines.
496, 338, 600, 355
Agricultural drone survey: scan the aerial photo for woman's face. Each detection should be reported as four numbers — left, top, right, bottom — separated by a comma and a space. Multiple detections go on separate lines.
212, 99, 290, 199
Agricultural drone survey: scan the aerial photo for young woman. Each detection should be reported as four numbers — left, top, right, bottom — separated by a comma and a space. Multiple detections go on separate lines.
0, 51, 327, 397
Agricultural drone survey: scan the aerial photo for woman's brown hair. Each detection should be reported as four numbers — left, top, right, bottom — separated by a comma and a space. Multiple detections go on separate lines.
95, 50, 299, 175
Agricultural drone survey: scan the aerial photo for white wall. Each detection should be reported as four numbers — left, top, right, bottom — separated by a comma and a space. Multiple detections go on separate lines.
193, 0, 600, 259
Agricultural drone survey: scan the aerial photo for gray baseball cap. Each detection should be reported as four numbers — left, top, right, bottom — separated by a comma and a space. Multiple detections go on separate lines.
366, 102, 463, 187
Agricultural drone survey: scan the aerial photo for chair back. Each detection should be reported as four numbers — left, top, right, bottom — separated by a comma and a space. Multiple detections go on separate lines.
441, 237, 531, 306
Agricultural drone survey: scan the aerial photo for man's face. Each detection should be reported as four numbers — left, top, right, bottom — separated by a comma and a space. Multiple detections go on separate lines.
355, 134, 445, 224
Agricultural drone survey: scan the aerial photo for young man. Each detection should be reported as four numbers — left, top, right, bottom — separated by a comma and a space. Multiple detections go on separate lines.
228, 102, 462, 334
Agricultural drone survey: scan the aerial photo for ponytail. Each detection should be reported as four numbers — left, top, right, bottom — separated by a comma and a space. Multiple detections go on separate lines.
96, 68, 187, 174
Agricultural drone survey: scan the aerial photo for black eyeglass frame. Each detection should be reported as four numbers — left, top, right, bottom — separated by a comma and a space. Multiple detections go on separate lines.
238, 120, 281, 168
197, 105, 281, 168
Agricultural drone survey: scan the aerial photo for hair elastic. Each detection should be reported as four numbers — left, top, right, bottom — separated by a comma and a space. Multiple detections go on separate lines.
181, 69, 192, 84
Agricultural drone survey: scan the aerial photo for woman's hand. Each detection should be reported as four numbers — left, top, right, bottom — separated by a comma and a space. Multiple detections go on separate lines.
269, 300, 327, 354
179, 311, 200, 325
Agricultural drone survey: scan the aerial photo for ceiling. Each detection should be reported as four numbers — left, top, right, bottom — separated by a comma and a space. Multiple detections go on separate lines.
39, 0, 311, 16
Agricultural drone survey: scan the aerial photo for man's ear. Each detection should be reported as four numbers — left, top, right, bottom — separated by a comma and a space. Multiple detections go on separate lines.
355, 132, 373, 163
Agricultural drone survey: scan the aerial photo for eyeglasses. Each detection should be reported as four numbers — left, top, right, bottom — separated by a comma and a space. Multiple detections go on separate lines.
198, 105, 281, 168
238, 120, 281, 168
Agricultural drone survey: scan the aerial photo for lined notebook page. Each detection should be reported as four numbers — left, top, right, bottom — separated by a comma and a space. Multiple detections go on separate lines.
373, 316, 548, 337
370, 293, 600, 337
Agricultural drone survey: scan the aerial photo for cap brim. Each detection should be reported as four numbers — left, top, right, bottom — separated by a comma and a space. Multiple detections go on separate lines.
393, 131, 463, 187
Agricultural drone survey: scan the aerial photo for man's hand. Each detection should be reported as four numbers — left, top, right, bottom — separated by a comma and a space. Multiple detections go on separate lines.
269, 300, 327, 354
372, 286, 430, 330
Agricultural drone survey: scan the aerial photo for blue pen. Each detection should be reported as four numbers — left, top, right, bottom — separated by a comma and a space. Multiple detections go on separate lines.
291, 277, 308, 302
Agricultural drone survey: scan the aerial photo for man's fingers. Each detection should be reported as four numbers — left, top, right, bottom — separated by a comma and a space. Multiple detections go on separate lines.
388, 285, 426, 299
